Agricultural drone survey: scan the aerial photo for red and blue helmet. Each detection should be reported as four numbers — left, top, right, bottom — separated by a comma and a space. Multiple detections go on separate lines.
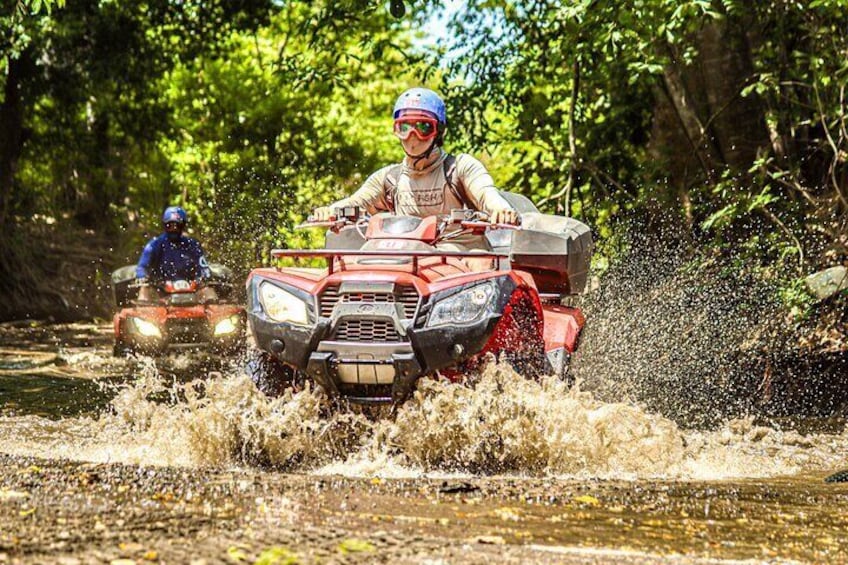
393, 88, 446, 125
162, 206, 187, 226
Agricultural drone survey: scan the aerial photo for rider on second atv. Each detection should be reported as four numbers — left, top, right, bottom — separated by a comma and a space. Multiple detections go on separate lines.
135, 206, 217, 303
313, 87, 518, 261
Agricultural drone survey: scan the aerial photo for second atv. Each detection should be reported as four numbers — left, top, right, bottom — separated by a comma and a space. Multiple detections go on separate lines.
111, 264, 245, 357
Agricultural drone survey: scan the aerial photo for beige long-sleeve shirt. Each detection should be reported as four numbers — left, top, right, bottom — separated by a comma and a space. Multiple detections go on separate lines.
333, 149, 513, 217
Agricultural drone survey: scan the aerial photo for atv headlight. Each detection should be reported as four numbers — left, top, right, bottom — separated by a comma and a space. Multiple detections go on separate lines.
131, 317, 162, 338
259, 281, 309, 325
213, 315, 240, 336
427, 281, 497, 327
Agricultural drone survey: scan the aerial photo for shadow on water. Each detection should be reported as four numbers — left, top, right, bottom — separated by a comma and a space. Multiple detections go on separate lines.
0, 323, 240, 418
0, 356, 241, 418
0, 373, 122, 417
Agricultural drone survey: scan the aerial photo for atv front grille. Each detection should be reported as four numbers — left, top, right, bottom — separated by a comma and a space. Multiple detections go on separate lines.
337, 383, 393, 403
333, 319, 401, 342
166, 318, 208, 344
319, 284, 419, 318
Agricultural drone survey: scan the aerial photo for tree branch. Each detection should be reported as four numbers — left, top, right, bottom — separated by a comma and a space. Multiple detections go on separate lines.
760, 206, 805, 270
812, 81, 848, 209
539, 58, 579, 214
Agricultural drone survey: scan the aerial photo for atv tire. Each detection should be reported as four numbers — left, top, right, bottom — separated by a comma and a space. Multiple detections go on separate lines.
245, 349, 299, 398
113, 343, 128, 358
547, 347, 574, 383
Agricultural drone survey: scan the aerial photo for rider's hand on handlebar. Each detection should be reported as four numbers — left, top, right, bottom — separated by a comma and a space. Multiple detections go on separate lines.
312, 206, 336, 222
490, 208, 520, 225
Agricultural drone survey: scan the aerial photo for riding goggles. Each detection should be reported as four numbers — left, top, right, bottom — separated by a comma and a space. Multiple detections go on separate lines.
393, 117, 439, 141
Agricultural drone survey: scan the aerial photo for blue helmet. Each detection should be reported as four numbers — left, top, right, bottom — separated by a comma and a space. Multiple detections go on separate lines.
393, 88, 446, 125
162, 206, 187, 225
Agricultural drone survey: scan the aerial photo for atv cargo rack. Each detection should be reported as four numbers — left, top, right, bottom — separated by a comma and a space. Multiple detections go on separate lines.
271, 248, 509, 275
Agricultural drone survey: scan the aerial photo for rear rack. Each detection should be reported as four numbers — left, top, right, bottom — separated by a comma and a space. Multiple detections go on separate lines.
271, 248, 509, 275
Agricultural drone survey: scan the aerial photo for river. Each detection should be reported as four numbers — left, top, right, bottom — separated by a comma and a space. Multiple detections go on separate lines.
1, 321, 846, 564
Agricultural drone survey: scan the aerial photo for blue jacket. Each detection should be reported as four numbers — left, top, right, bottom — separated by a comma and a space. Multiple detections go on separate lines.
136, 233, 212, 282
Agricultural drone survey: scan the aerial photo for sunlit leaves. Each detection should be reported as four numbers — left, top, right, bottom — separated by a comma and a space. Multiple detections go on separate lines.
1, 0, 65, 72
437, 0, 847, 275
151, 4, 414, 269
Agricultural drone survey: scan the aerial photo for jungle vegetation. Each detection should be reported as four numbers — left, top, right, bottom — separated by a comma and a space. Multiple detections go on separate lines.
1, 0, 846, 322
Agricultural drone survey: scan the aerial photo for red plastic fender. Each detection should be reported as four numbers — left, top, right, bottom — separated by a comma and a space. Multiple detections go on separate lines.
480, 286, 545, 356
542, 304, 585, 354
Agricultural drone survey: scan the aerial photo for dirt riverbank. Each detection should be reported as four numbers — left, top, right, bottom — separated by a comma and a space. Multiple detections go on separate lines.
2, 453, 848, 564
2, 322, 848, 563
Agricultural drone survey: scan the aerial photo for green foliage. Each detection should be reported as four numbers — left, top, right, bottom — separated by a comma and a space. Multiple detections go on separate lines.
778, 276, 817, 320
1, 0, 65, 71
145, 4, 413, 269
7, 0, 421, 271
441, 0, 688, 224
2, 0, 847, 308
437, 0, 847, 275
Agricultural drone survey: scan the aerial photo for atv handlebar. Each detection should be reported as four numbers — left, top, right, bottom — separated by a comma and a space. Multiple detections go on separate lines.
299, 208, 521, 232
449, 209, 521, 228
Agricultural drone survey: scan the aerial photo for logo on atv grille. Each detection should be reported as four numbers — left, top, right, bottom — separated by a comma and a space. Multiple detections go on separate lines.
356, 304, 375, 313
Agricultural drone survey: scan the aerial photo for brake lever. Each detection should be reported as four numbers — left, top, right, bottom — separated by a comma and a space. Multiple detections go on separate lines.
295, 217, 347, 231
295, 220, 335, 229
459, 220, 522, 232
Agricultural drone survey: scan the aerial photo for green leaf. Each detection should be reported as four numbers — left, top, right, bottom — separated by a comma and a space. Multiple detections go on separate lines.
337, 538, 376, 554
701, 204, 738, 231
254, 546, 300, 565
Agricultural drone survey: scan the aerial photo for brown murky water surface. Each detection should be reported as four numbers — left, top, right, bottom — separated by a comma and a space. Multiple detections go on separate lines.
1, 321, 847, 564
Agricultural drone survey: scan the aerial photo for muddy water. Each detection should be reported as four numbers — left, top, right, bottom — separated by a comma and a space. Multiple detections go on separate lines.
1, 321, 847, 564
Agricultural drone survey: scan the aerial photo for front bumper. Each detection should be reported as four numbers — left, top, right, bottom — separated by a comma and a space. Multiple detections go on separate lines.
248, 275, 518, 403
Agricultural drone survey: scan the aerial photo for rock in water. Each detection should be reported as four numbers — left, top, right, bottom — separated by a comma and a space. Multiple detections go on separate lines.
824, 469, 848, 483
805, 266, 847, 301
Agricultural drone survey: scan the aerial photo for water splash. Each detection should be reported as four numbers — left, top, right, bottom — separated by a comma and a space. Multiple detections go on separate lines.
571, 241, 783, 427
356, 363, 685, 478
2, 361, 845, 479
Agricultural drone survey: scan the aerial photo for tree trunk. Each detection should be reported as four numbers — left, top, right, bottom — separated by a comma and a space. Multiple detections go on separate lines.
0, 52, 30, 229
697, 20, 768, 171
75, 109, 117, 229
660, 57, 721, 183
652, 16, 770, 193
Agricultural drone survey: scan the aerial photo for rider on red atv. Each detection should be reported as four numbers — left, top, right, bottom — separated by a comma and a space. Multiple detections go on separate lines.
244, 88, 592, 404
136, 206, 217, 304
313, 87, 519, 268
111, 206, 243, 357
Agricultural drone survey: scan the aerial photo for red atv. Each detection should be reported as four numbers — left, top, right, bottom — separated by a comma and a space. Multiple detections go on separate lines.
245, 192, 592, 405
111, 265, 244, 357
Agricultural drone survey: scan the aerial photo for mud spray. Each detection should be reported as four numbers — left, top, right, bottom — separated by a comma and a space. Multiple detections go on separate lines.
0, 239, 844, 479
0, 356, 845, 479
572, 241, 779, 427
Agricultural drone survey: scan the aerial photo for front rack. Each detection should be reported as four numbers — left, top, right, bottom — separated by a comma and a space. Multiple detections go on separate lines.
271, 248, 509, 275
